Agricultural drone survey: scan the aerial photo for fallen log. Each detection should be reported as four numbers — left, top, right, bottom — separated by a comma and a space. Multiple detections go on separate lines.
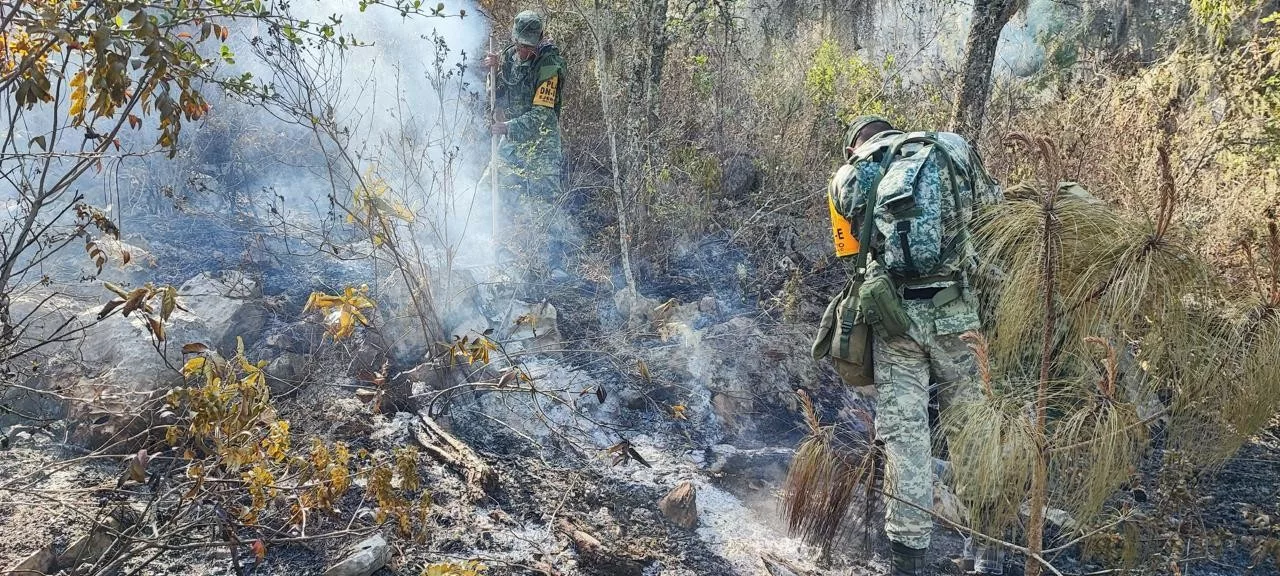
413, 412, 497, 501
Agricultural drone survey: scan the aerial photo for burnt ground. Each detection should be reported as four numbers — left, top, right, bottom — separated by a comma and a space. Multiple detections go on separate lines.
4, 330, 1280, 575
4, 224, 1280, 575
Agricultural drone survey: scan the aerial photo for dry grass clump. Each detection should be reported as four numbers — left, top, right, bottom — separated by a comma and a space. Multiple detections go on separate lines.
971, 179, 1124, 370
1163, 312, 1280, 467
1050, 339, 1147, 523
780, 389, 882, 555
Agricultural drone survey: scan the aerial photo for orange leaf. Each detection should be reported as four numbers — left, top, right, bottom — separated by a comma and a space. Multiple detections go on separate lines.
251, 539, 266, 561
177, 31, 192, 39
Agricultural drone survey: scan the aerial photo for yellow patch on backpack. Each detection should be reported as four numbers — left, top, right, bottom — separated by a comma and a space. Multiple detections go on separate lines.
532, 76, 558, 108
828, 194, 859, 257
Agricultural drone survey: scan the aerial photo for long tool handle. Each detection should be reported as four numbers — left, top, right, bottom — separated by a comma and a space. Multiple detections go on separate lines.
488, 36, 499, 265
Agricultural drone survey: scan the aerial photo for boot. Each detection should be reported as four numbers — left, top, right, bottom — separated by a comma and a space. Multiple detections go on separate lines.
890, 541, 929, 576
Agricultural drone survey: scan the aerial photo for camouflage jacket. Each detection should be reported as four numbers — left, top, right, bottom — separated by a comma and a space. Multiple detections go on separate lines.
496, 41, 565, 169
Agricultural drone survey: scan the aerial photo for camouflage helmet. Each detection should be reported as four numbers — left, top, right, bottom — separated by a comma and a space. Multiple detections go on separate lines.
843, 115, 894, 152
512, 10, 545, 46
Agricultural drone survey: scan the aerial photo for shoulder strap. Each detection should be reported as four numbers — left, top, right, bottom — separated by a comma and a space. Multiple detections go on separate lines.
852, 135, 905, 271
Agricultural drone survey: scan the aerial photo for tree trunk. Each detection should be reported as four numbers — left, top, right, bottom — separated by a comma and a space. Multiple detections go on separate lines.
949, 0, 1021, 138
576, 2, 638, 295
619, 0, 670, 275
1026, 185, 1059, 576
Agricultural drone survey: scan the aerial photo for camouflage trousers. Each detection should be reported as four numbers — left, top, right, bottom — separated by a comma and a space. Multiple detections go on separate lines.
874, 298, 983, 550
497, 154, 564, 205
491, 155, 572, 292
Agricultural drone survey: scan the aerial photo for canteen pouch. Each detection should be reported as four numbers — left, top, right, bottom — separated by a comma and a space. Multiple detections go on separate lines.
812, 277, 873, 388
858, 263, 910, 338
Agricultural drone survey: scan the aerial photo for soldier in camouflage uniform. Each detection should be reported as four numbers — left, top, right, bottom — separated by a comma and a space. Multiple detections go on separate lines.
483, 10, 570, 282
828, 116, 1004, 576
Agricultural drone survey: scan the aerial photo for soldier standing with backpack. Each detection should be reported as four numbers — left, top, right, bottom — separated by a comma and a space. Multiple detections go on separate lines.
812, 116, 1005, 575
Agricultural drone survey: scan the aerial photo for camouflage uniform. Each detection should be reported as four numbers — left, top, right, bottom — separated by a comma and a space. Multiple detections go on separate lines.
828, 122, 1002, 554
493, 11, 569, 279
495, 12, 565, 205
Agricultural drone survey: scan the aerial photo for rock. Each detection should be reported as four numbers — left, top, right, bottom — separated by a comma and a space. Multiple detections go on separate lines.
263, 325, 315, 354
711, 392, 749, 431
178, 270, 265, 351
501, 300, 560, 355
658, 481, 698, 530
7, 292, 89, 348
613, 288, 659, 328
9, 269, 269, 446
265, 352, 308, 396
6, 516, 129, 575
697, 296, 719, 315
7, 546, 54, 576
933, 481, 970, 527
61, 305, 215, 447
92, 235, 157, 288
323, 534, 391, 576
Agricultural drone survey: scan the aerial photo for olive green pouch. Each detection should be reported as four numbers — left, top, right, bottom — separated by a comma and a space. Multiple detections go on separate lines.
812, 144, 904, 389
858, 264, 910, 338
812, 277, 874, 388
932, 284, 981, 335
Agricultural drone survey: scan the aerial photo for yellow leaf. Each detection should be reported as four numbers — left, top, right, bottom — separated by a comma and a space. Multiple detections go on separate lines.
69, 87, 85, 116
182, 357, 206, 378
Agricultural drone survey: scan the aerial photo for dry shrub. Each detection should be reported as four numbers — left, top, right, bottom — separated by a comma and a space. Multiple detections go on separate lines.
942, 349, 1038, 537
984, 26, 1280, 295
781, 389, 882, 555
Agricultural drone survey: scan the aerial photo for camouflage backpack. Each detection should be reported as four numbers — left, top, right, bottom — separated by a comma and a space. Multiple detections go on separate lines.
835, 130, 990, 279
812, 130, 1000, 387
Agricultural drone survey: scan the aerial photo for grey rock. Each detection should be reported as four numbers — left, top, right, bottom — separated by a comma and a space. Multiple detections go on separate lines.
501, 300, 560, 355
613, 288, 659, 328
323, 534, 391, 576
178, 270, 265, 352
265, 352, 308, 396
